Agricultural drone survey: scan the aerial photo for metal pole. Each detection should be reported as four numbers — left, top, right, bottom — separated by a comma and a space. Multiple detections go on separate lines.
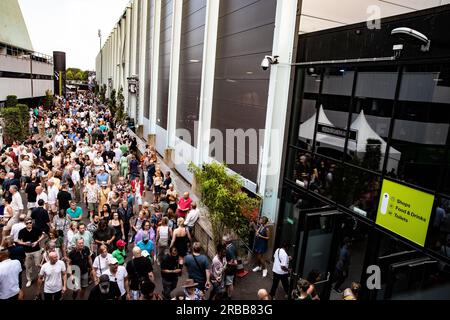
99, 29, 102, 86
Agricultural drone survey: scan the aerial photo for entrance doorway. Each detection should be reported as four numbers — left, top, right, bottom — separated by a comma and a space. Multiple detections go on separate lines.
291, 208, 343, 300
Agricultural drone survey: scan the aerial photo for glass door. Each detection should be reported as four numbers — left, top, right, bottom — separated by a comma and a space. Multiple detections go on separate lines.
291, 209, 343, 300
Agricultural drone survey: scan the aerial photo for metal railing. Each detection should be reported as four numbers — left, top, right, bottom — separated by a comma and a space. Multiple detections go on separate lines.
0, 42, 53, 64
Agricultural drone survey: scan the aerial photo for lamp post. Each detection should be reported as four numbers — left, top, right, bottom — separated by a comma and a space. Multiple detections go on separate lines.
98, 29, 102, 86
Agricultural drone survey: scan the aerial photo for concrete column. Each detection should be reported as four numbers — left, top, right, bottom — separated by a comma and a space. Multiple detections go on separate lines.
129, 0, 139, 119
124, 6, 132, 113
138, 0, 148, 130
195, 0, 220, 166
165, 0, 183, 157
149, 0, 161, 137
259, 0, 299, 223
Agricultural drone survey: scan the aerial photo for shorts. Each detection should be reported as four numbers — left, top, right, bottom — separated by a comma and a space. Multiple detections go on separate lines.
71, 272, 89, 290
87, 203, 97, 212
80, 272, 89, 288
27, 202, 36, 209
48, 204, 57, 213
225, 275, 235, 286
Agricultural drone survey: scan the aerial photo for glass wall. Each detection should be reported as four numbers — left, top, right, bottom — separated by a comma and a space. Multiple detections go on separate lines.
284, 61, 450, 264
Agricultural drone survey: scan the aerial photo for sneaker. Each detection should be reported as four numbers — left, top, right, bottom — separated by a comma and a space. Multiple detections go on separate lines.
262, 269, 268, 277
252, 266, 261, 272
26, 280, 32, 288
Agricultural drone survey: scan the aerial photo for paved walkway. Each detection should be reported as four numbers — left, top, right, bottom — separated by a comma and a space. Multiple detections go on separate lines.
19, 131, 286, 300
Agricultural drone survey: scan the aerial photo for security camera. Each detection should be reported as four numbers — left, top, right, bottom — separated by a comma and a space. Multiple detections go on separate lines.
261, 55, 279, 71
391, 27, 431, 52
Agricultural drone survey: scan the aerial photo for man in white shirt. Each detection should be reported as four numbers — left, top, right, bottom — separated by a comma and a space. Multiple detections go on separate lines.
0, 249, 23, 300
37, 252, 67, 301
102, 257, 129, 300
19, 155, 33, 179
47, 180, 59, 216
185, 202, 200, 234
269, 241, 291, 299
35, 186, 48, 209
11, 214, 27, 242
92, 245, 113, 283
9, 186, 23, 224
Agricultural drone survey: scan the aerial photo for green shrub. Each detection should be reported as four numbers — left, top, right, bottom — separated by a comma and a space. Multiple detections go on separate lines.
1, 107, 25, 144
188, 162, 261, 245
6, 95, 18, 108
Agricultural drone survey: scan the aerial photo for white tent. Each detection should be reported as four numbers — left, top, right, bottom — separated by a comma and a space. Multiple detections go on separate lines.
348, 110, 401, 172
299, 108, 401, 172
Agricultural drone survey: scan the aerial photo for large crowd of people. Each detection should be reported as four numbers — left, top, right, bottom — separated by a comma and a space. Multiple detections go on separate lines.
0, 92, 233, 301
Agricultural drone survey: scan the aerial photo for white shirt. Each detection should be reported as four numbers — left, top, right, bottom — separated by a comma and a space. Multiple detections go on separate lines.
11, 222, 26, 241
185, 209, 200, 228
36, 192, 48, 204
48, 186, 59, 204
20, 160, 33, 177
272, 248, 289, 275
11, 192, 24, 213
103, 266, 128, 296
93, 254, 113, 277
0, 259, 22, 299
71, 171, 81, 185
39, 260, 66, 293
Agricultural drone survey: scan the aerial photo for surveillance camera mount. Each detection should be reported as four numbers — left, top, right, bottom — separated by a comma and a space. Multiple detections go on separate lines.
391, 27, 431, 52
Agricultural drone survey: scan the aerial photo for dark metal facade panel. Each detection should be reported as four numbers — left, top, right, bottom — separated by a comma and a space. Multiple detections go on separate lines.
176, 0, 206, 146
210, 0, 276, 182
144, 0, 155, 119
157, 0, 173, 130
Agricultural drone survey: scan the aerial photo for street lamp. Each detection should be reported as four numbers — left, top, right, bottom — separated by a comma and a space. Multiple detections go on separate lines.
98, 29, 102, 86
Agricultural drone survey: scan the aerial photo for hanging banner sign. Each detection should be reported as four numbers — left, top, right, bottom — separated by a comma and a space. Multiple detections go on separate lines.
376, 179, 435, 247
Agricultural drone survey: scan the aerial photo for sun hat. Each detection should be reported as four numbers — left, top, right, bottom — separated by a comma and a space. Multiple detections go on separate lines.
182, 279, 199, 288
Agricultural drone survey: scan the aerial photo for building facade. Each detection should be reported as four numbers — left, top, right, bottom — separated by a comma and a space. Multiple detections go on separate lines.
0, 0, 54, 107
97, 1, 450, 300
277, 2, 450, 300
96, 0, 300, 224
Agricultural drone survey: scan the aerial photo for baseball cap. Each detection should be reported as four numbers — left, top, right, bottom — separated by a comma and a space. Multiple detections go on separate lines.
108, 258, 119, 265
116, 240, 126, 248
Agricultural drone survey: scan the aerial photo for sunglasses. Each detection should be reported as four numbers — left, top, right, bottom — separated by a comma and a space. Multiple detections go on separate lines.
26, 221, 33, 225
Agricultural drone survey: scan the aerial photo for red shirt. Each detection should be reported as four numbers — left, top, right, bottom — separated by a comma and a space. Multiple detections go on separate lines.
177, 197, 192, 218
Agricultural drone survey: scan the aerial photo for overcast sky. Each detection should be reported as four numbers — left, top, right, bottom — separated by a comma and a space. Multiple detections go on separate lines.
19, 0, 130, 71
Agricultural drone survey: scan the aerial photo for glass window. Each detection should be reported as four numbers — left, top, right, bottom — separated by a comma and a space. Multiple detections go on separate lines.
376, 233, 450, 300
308, 154, 344, 203
389, 64, 450, 191
287, 148, 313, 189
296, 68, 323, 150
344, 166, 381, 220
349, 67, 397, 172
443, 166, 450, 198
314, 67, 355, 160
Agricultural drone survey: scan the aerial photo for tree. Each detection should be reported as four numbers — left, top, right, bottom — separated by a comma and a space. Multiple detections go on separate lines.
116, 87, 125, 122
74, 71, 83, 81
43, 90, 54, 108
6, 95, 18, 108
99, 84, 107, 104
66, 70, 74, 81
188, 162, 261, 245
363, 139, 382, 171
82, 71, 90, 81
109, 89, 117, 115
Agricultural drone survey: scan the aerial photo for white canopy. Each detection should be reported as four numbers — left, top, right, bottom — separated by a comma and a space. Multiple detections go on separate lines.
299, 108, 401, 172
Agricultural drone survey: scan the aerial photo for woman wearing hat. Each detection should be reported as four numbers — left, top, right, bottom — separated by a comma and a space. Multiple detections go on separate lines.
183, 279, 204, 300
